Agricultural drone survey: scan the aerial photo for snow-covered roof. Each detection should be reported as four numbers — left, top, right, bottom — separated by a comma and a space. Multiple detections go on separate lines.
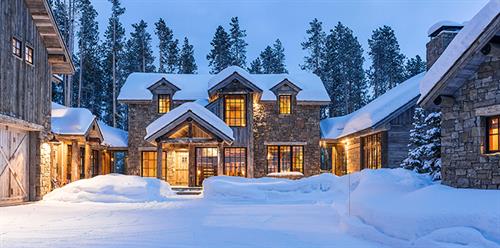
118, 66, 330, 103
419, 0, 500, 105
145, 102, 234, 142
98, 121, 128, 148
321, 73, 424, 140
427, 20, 464, 37
51, 102, 96, 136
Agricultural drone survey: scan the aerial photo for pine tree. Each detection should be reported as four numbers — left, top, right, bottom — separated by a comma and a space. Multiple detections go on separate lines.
405, 55, 426, 79
50, 0, 70, 104
301, 18, 325, 76
322, 22, 367, 116
272, 39, 287, 73
155, 19, 178, 73
124, 20, 156, 74
101, 0, 126, 126
248, 58, 263, 74
207, 25, 231, 73
401, 108, 442, 180
259, 46, 275, 74
178, 37, 197, 74
75, 0, 103, 117
367, 25, 406, 98
229, 16, 248, 67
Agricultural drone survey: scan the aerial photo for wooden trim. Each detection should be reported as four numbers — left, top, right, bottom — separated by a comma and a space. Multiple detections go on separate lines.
0, 114, 44, 131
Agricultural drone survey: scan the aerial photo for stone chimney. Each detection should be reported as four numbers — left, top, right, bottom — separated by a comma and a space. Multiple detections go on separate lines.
426, 21, 464, 70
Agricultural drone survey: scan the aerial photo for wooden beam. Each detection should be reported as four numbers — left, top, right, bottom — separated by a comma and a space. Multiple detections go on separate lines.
71, 140, 80, 182
156, 143, 163, 179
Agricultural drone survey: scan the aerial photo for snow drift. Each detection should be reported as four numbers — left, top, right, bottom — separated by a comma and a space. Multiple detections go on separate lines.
43, 174, 175, 203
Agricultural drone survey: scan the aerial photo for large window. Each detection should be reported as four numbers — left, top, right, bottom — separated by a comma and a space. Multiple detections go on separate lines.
361, 133, 383, 169
158, 94, 171, 113
267, 145, 304, 174
12, 37, 21, 58
224, 148, 246, 177
141, 151, 166, 178
224, 95, 246, 127
25, 46, 33, 64
279, 95, 291, 114
91, 150, 99, 177
196, 148, 218, 186
487, 116, 499, 153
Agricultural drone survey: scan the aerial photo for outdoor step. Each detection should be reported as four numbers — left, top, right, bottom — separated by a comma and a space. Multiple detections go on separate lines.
172, 187, 203, 195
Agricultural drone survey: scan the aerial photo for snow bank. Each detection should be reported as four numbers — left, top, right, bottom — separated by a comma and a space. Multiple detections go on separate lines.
203, 174, 347, 203
98, 121, 128, 148
346, 169, 500, 245
43, 174, 175, 203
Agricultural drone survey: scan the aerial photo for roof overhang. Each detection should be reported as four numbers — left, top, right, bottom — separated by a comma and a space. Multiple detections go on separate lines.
208, 72, 263, 98
25, 0, 75, 74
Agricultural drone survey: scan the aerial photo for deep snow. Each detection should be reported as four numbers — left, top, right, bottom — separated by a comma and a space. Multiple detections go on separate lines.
1, 169, 499, 248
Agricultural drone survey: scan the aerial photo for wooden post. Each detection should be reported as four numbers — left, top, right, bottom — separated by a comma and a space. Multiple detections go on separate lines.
71, 140, 79, 182
84, 143, 91, 178
61, 143, 68, 185
156, 142, 163, 179
217, 143, 224, 176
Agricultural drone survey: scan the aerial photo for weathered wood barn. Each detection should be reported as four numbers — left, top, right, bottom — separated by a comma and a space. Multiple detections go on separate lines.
118, 66, 330, 187
0, 0, 74, 204
418, 1, 500, 189
320, 74, 423, 175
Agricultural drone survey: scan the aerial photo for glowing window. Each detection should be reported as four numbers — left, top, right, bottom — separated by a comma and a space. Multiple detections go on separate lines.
25, 46, 33, 64
141, 151, 166, 178
12, 37, 22, 58
158, 94, 171, 113
224, 95, 246, 127
266, 145, 304, 174
224, 148, 246, 177
279, 95, 291, 114
487, 116, 499, 153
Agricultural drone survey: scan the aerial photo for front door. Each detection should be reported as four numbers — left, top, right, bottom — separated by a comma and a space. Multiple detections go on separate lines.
167, 151, 189, 186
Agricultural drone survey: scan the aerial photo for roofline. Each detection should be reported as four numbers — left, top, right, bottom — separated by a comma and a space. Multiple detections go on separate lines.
207, 71, 263, 96
373, 96, 418, 129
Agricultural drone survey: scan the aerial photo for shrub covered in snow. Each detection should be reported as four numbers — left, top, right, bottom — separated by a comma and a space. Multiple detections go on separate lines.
43, 174, 175, 203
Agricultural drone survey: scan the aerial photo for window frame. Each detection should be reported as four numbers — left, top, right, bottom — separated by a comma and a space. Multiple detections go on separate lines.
25, 45, 34, 65
12, 37, 22, 59
278, 95, 292, 115
157, 94, 171, 114
195, 147, 219, 186
141, 151, 166, 178
223, 147, 247, 177
224, 94, 247, 127
266, 145, 304, 174
361, 133, 383, 169
486, 115, 500, 154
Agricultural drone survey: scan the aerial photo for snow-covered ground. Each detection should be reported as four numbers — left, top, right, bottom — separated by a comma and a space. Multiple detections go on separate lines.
1, 169, 499, 248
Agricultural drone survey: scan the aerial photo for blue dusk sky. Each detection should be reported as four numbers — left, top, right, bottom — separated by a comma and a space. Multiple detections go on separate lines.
91, 0, 489, 74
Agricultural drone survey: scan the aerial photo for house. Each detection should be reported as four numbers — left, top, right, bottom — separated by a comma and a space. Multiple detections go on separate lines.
118, 66, 330, 186
0, 0, 74, 204
320, 73, 423, 175
50, 103, 128, 187
418, 0, 500, 189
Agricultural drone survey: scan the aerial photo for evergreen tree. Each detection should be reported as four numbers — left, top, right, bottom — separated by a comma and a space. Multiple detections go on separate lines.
50, 0, 70, 105
259, 45, 275, 74
124, 20, 156, 74
155, 19, 178, 73
401, 108, 442, 180
101, 0, 126, 126
248, 58, 263, 74
178, 37, 197, 74
405, 55, 426, 79
229, 17, 248, 67
367, 25, 406, 98
272, 39, 287, 73
75, 0, 103, 116
322, 22, 367, 116
301, 18, 325, 76
207, 25, 232, 73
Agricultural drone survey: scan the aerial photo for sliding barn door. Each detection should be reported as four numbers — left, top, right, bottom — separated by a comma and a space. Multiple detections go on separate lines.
0, 125, 29, 203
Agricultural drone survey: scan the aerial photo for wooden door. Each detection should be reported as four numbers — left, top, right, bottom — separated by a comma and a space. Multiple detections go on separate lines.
167, 151, 189, 186
0, 125, 29, 203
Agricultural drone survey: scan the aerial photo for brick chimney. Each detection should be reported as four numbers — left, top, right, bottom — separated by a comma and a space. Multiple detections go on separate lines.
426, 21, 464, 70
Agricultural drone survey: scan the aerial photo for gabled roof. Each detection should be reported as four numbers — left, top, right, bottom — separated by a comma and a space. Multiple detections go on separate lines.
145, 102, 234, 144
207, 66, 263, 96
321, 73, 424, 140
98, 121, 128, 148
118, 66, 330, 103
25, 0, 74, 74
418, 0, 500, 107
51, 102, 97, 136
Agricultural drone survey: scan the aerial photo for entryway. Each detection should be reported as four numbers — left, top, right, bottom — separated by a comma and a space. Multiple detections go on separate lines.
166, 150, 189, 186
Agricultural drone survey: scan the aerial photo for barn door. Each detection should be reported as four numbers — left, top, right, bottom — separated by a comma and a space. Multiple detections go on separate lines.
0, 125, 29, 203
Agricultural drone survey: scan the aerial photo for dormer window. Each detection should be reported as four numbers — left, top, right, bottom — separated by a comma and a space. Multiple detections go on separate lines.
279, 95, 291, 115
224, 95, 246, 127
158, 94, 171, 113
486, 116, 499, 153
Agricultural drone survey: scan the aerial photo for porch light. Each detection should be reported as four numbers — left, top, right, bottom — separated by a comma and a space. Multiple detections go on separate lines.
48, 135, 61, 145
197, 170, 201, 175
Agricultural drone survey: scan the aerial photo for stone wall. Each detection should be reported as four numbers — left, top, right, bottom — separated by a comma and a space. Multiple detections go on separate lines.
253, 102, 322, 177
441, 57, 500, 189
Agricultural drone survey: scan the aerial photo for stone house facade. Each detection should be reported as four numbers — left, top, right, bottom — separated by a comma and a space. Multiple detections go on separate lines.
119, 66, 330, 187
418, 2, 500, 189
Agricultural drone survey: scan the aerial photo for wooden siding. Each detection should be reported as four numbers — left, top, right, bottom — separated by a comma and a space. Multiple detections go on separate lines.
0, 0, 52, 128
